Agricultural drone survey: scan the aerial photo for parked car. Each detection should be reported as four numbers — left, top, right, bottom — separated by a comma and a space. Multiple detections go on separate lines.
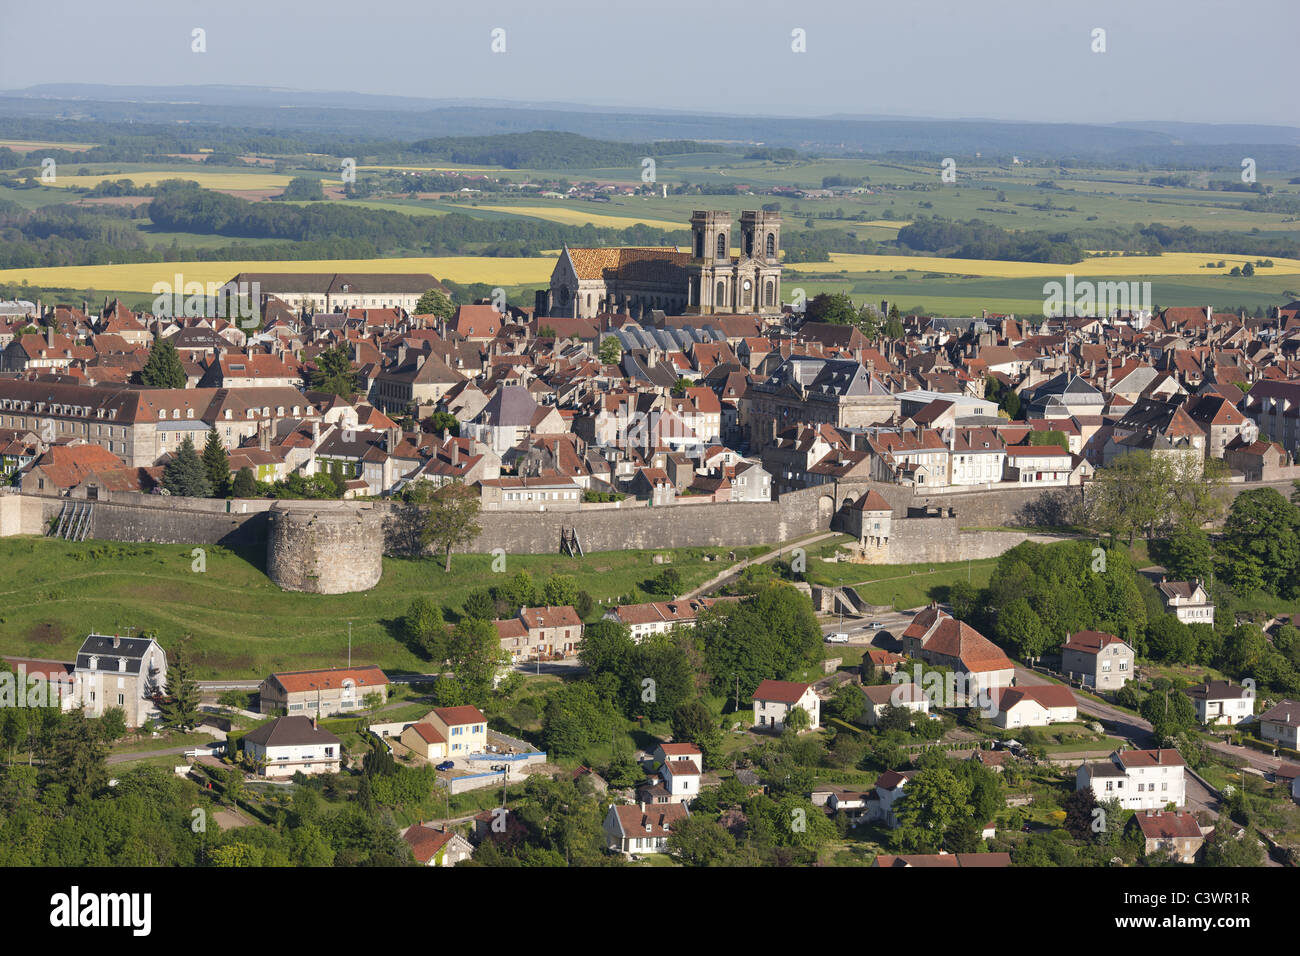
826, 632, 850, 644
868, 622, 883, 629
435, 760, 455, 771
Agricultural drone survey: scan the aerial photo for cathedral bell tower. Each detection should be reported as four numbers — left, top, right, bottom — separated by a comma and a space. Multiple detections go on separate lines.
687, 210, 733, 315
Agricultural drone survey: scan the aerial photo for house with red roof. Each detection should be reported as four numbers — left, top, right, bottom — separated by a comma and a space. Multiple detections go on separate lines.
1132, 810, 1205, 863
603, 801, 689, 856
258, 665, 389, 717
424, 705, 488, 756
403, 822, 474, 866
752, 679, 820, 732
901, 606, 1016, 691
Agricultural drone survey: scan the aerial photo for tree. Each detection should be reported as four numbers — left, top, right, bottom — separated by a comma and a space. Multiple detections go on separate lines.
139, 337, 186, 389
163, 435, 213, 499
667, 815, 738, 866
418, 482, 483, 572
805, 292, 859, 326
891, 764, 973, 853
1203, 825, 1266, 866
462, 588, 496, 622
598, 335, 621, 365
827, 683, 865, 724
97, 707, 128, 743
670, 700, 722, 768
309, 345, 361, 398
1140, 684, 1198, 739
279, 175, 325, 201
402, 596, 450, 662
447, 618, 507, 705
430, 411, 459, 436
652, 567, 682, 597
231, 466, 257, 498
1219, 488, 1300, 598
414, 290, 455, 319
1163, 525, 1215, 582
783, 704, 811, 734
157, 645, 201, 731
41, 713, 108, 803
201, 429, 230, 497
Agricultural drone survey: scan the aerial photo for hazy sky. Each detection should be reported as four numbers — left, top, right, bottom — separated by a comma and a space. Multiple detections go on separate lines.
3, 0, 1297, 126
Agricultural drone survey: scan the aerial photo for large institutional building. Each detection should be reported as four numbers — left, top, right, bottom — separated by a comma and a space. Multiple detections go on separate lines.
541, 210, 782, 319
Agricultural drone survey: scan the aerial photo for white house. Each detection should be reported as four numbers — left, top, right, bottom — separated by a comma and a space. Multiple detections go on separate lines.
1259, 700, 1300, 750
860, 682, 930, 726
752, 679, 821, 732
603, 802, 689, 855
240, 715, 342, 778
1076, 749, 1186, 811
1156, 578, 1215, 625
1184, 680, 1253, 727
989, 685, 1078, 729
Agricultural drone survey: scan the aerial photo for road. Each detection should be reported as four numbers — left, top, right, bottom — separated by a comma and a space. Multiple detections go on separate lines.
681, 530, 840, 600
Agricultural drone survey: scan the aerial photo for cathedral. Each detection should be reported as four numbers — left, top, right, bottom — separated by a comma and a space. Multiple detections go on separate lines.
540, 210, 782, 319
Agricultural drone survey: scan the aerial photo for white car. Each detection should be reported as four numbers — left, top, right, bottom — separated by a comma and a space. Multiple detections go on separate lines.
826, 632, 850, 644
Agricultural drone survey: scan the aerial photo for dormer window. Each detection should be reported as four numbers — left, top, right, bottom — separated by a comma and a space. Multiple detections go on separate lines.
89, 656, 98, 671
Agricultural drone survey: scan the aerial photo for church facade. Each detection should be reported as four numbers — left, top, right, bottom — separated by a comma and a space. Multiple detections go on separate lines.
541, 210, 782, 319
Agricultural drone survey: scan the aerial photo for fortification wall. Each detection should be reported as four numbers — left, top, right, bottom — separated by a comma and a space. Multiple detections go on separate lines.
267, 502, 383, 593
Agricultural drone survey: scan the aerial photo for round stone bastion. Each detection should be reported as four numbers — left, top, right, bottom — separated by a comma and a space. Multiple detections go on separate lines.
266, 501, 383, 594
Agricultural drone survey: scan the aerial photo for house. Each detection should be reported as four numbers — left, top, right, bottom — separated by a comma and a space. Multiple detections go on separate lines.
900, 606, 1015, 692
861, 647, 907, 677
1156, 578, 1216, 625
257, 665, 389, 716
653, 742, 703, 766
424, 705, 488, 756
1076, 749, 1186, 810
403, 822, 474, 866
1258, 700, 1300, 750
241, 715, 342, 778
989, 684, 1078, 728
1184, 680, 1253, 726
644, 756, 701, 805
872, 852, 1012, 868
752, 679, 821, 732
603, 597, 721, 642
1132, 810, 1205, 863
603, 802, 689, 855
864, 768, 915, 827
72, 633, 167, 728
1061, 630, 1134, 690
400, 722, 448, 761
860, 682, 930, 726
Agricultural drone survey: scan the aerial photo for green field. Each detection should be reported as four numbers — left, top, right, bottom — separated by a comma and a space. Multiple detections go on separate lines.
0, 536, 765, 680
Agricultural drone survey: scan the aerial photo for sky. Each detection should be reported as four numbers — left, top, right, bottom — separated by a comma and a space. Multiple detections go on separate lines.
2, 0, 1297, 127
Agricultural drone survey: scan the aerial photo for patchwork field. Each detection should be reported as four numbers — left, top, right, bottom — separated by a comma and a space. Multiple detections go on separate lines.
39, 170, 311, 191
473, 203, 682, 230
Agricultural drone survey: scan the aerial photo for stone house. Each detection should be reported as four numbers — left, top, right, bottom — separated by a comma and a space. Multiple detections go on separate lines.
403, 822, 474, 866
72, 633, 166, 729
603, 802, 689, 856
1132, 810, 1205, 863
1156, 578, 1215, 625
1061, 630, 1134, 690
258, 665, 389, 717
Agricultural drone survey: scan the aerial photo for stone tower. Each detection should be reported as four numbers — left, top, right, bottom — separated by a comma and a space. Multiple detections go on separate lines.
740, 210, 782, 312
687, 210, 732, 314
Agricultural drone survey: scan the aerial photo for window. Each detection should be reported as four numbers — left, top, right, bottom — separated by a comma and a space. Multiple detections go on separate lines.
716, 233, 727, 258
766, 233, 776, 257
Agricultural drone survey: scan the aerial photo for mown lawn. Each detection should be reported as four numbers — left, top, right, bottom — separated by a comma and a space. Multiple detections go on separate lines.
0, 536, 755, 679
804, 547, 999, 610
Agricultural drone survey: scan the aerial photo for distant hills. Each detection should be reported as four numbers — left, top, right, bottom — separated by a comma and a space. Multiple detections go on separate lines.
2, 84, 1299, 166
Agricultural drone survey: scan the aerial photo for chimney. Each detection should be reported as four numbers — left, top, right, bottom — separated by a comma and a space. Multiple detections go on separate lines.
46, 324, 55, 348
112, 634, 120, 648
451, 441, 459, 466
259, 420, 270, 452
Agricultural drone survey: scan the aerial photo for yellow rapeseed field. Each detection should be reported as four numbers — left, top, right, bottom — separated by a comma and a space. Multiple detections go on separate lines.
40, 171, 322, 191
474, 204, 683, 230
0, 257, 554, 292
0, 140, 97, 153
785, 251, 1300, 277
6, 249, 1296, 295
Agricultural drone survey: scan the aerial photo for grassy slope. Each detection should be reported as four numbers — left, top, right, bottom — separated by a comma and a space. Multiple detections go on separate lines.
0, 536, 762, 680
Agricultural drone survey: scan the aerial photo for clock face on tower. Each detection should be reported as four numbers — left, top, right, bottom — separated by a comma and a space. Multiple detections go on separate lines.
743, 279, 752, 291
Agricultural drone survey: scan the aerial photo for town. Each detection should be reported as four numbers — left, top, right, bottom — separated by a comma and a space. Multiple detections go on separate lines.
0, 3, 1297, 897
